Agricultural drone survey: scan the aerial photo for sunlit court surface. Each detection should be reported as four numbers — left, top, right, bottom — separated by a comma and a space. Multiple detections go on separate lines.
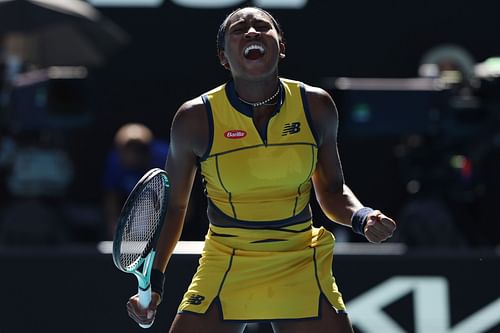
1, 1, 500, 333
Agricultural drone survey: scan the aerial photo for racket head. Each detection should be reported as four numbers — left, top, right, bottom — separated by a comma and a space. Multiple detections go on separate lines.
112, 168, 170, 273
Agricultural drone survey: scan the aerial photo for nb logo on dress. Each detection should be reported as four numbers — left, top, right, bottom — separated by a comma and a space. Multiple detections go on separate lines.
282, 122, 301, 136
187, 294, 205, 305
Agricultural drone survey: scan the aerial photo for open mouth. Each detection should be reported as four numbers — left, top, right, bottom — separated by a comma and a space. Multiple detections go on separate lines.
244, 43, 265, 60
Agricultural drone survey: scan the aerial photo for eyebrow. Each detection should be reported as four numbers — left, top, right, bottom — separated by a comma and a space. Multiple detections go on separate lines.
229, 17, 271, 28
229, 18, 245, 27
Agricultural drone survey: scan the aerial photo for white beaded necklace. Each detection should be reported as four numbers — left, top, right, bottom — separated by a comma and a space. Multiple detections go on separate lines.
238, 86, 280, 107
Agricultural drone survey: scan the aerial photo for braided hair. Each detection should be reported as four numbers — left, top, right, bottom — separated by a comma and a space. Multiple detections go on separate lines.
216, 7, 284, 54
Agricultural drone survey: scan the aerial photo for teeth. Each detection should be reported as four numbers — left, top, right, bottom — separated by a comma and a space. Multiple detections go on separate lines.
244, 44, 265, 56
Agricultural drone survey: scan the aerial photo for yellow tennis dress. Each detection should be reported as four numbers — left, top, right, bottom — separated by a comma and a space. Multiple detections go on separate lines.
177, 78, 347, 320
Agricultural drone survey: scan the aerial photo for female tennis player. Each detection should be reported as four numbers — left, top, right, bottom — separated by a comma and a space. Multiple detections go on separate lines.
127, 7, 396, 333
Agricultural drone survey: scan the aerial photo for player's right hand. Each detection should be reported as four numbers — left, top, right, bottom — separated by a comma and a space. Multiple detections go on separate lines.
364, 210, 396, 243
126, 292, 161, 327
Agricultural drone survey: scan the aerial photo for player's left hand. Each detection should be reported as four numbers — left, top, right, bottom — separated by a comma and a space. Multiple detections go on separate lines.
364, 210, 396, 243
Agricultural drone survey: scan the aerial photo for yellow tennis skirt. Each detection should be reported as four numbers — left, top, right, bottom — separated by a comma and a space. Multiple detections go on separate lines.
177, 223, 346, 320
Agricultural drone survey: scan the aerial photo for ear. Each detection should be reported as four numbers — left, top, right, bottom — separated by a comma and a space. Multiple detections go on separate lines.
218, 51, 230, 70
279, 42, 286, 60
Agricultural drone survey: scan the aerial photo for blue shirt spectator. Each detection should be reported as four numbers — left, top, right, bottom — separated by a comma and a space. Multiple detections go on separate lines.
102, 123, 168, 239
102, 139, 168, 195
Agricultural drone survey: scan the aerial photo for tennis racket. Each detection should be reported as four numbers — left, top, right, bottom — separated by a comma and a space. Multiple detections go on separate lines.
112, 168, 170, 329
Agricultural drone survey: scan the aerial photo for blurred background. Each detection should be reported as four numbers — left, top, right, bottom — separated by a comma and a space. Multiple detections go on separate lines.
0, 1, 499, 332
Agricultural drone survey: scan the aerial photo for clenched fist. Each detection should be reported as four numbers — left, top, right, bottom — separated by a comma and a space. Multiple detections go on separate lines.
364, 210, 396, 243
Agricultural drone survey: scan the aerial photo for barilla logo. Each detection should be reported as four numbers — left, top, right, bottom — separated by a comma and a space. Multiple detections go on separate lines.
224, 130, 247, 139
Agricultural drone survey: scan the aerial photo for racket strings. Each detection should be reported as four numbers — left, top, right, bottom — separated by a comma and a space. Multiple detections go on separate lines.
119, 176, 167, 270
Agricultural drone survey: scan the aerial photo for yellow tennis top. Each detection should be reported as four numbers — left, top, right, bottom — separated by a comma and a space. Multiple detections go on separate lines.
199, 78, 319, 226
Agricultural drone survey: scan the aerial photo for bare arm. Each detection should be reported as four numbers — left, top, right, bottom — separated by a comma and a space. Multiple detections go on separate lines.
308, 86, 396, 241
127, 99, 208, 325
153, 99, 207, 272
309, 86, 363, 226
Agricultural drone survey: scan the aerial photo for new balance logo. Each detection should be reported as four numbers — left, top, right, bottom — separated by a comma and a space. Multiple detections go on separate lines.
282, 122, 301, 136
187, 294, 205, 305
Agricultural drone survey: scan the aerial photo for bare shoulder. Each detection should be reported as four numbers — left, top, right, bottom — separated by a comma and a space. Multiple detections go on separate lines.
171, 97, 208, 157
302, 83, 339, 144
173, 97, 205, 126
303, 84, 337, 114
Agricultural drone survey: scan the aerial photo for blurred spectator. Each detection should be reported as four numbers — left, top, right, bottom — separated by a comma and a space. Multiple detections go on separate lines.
1, 33, 36, 124
5, 132, 73, 197
392, 197, 468, 248
102, 123, 169, 239
0, 130, 73, 245
0, 128, 15, 206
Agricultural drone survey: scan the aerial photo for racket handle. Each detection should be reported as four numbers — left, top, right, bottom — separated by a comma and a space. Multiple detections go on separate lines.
138, 285, 153, 329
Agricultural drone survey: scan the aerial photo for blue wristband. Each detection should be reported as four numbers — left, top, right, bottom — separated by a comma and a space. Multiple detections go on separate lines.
351, 207, 374, 236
